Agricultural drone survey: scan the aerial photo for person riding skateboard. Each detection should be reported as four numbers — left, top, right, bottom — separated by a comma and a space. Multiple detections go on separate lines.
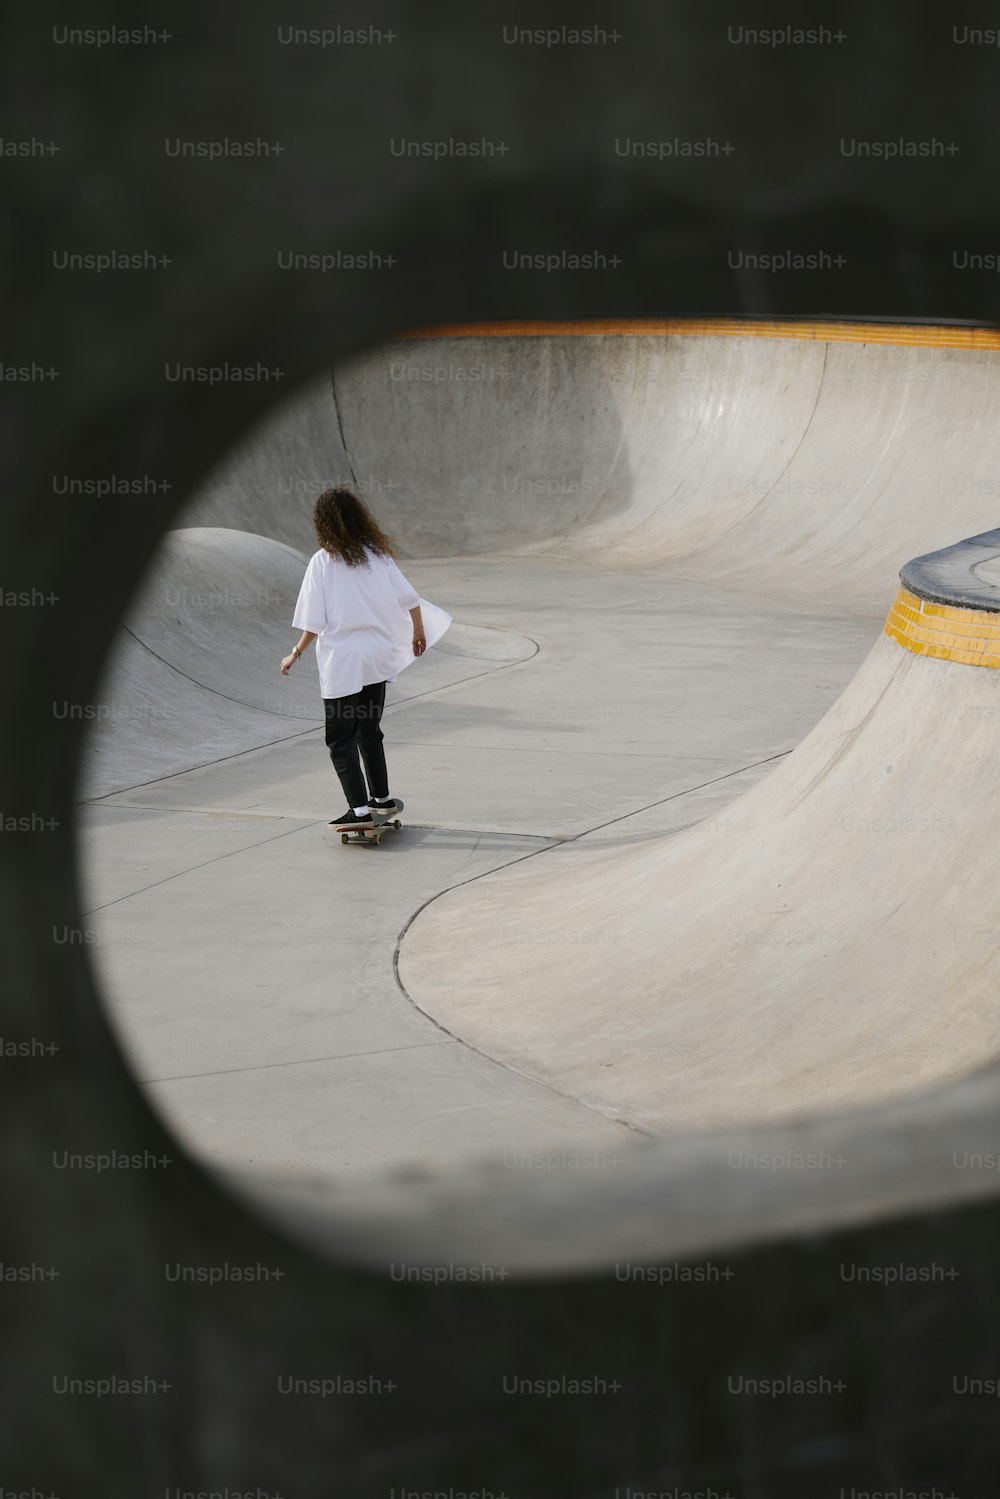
280, 486, 451, 830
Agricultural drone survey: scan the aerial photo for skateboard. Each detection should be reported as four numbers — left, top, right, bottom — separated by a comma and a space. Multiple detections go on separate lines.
332, 799, 404, 847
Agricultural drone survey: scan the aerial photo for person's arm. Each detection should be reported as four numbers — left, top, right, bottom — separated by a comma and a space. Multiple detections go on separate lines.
410, 605, 426, 657
284, 552, 326, 674
383, 556, 426, 656
281, 630, 317, 675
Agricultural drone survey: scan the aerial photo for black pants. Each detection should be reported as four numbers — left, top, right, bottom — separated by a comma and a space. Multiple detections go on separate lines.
323, 680, 389, 808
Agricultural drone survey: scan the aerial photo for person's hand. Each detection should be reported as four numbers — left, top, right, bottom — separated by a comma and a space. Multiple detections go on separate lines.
280, 653, 298, 675
412, 632, 427, 657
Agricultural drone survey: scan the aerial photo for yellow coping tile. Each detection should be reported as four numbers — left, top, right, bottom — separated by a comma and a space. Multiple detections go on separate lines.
401, 319, 1000, 350
950, 620, 984, 638
885, 584, 1000, 670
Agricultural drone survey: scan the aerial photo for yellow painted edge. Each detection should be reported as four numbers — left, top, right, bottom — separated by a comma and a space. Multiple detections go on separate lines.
885, 585, 1000, 667
400, 319, 1000, 350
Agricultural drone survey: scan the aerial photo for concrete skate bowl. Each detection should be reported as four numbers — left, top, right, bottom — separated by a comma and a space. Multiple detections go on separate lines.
124, 323, 1000, 1256
258, 518, 1000, 1277
79, 319, 1000, 1276
182, 329, 637, 557
385, 321, 1000, 1153
80, 527, 325, 800
187, 318, 1000, 616
82, 524, 536, 800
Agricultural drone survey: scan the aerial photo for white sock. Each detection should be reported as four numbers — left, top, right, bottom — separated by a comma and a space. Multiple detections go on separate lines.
353, 805, 369, 816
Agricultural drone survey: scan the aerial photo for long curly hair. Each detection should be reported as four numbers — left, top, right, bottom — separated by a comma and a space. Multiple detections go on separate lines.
312, 486, 396, 566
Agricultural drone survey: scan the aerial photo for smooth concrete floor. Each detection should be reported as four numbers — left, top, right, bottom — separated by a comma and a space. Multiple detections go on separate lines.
79, 555, 880, 1178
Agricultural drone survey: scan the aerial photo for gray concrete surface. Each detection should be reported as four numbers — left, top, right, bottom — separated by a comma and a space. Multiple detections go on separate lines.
182, 375, 353, 555
402, 630, 1000, 1133
188, 333, 1000, 608
83, 527, 536, 799
79, 328, 1000, 1184
81, 556, 874, 1174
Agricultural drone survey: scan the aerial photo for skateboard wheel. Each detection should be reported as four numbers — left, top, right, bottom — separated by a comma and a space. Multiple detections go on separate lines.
373, 834, 382, 846
340, 833, 349, 845
393, 820, 401, 829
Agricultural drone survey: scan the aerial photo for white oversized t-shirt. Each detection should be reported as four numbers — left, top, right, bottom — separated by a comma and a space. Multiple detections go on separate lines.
292, 546, 452, 700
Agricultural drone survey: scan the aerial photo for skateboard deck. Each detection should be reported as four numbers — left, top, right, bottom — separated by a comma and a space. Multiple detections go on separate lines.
330, 799, 404, 847
337, 817, 402, 847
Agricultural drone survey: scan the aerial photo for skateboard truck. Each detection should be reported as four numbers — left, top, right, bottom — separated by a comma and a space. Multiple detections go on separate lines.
338, 817, 402, 847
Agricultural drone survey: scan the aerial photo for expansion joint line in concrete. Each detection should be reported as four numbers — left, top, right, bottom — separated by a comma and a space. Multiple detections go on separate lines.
885, 586, 1000, 668
390, 748, 795, 1139
329, 365, 358, 486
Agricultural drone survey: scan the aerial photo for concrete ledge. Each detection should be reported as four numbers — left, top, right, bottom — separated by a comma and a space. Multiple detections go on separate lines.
226, 1057, 1000, 1277
900, 526, 1000, 610
886, 529, 1000, 667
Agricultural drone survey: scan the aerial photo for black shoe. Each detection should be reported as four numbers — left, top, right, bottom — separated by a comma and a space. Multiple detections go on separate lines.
328, 809, 374, 828
369, 796, 404, 822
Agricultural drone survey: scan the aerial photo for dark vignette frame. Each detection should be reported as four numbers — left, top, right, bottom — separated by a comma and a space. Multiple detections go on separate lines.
6, 3, 1000, 1493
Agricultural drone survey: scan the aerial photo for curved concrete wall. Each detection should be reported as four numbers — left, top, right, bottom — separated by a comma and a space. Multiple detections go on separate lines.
399, 623, 1000, 1131
181, 376, 354, 554
85, 526, 538, 798
81, 528, 323, 799
158, 325, 1000, 1140
185, 321, 1000, 617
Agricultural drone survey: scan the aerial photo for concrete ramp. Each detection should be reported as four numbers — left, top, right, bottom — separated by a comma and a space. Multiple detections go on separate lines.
388, 324, 1000, 1135
550, 336, 1000, 612
187, 325, 1000, 614
399, 622, 1000, 1133
182, 379, 353, 554
85, 320, 1000, 1170
82, 528, 323, 799
84, 526, 535, 799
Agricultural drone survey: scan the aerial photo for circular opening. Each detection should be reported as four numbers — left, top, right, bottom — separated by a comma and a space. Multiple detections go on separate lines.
76, 320, 1000, 1267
